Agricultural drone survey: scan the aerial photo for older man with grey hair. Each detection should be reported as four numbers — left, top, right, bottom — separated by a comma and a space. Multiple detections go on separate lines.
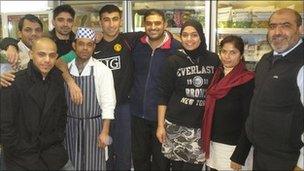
246, 8, 304, 170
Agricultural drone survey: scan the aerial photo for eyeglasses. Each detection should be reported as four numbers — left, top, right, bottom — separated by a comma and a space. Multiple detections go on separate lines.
268, 22, 292, 30
144, 21, 163, 27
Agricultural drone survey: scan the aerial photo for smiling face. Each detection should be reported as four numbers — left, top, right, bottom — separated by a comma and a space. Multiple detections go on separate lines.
18, 19, 43, 49
181, 26, 201, 51
53, 12, 74, 37
31, 38, 58, 78
267, 9, 301, 53
220, 42, 242, 69
144, 14, 166, 41
99, 12, 121, 40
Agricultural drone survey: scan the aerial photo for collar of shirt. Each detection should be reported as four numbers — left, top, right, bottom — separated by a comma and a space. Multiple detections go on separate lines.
18, 40, 30, 54
273, 39, 303, 57
50, 28, 75, 42
69, 57, 95, 76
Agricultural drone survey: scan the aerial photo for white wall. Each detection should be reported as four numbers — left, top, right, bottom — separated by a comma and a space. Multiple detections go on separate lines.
1, 1, 50, 13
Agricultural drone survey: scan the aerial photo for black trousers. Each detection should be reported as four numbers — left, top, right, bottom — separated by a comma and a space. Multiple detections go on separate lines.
253, 148, 298, 170
131, 116, 169, 170
171, 160, 203, 171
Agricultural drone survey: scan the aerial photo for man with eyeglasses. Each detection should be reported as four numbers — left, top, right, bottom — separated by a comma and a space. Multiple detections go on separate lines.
245, 8, 304, 170
0, 14, 43, 86
0, 5, 83, 106
130, 9, 181, 170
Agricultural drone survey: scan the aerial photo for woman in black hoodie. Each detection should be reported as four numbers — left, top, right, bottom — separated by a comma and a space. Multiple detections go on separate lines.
156, 20, 220, 170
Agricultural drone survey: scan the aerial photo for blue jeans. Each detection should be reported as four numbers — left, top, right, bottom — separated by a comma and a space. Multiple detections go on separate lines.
107, 103, 132, 170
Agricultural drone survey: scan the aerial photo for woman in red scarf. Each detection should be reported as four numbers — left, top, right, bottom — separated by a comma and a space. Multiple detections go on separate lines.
202, 35, 255, 170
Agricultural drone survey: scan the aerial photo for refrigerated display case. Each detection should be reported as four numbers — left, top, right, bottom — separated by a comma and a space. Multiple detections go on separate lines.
58, 0, 211, 48
212, 1, 304, 70
131, 1, 206, 37
1, 11, 52, 39
0, 15, 2, 40
2, 0, 302, 62
58, 0, 303, 66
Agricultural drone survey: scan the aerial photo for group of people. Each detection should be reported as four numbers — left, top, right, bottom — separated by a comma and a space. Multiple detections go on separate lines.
0, 3, 303, 171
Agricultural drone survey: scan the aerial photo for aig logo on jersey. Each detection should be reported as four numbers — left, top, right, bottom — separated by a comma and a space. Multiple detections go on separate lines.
99, 56, 121, 70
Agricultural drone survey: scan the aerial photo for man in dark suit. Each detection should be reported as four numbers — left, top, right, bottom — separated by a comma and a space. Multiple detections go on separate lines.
0, 37, 73, 170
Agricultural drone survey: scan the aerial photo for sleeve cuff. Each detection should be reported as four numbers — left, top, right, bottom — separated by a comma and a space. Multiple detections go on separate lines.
60, 50, 76, 63
297, 147, 304, 169
297, 133, 304, 169
158, 98, 169, 105
101, 111, 115, 120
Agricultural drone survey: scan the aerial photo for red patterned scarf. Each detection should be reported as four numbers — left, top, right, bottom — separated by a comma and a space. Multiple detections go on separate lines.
201, 61, 254, 158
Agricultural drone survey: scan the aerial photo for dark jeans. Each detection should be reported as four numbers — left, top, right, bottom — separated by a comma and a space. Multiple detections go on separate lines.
171, 160, 203, 171
107, 103, 132, 170
131, 116, 169, 170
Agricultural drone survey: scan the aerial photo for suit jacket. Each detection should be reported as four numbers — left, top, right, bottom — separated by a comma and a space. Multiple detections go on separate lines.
0, 61, 68, 170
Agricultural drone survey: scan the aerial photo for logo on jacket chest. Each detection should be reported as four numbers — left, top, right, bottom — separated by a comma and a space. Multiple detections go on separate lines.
98, 56, 121, 70
176, 65, 215, 77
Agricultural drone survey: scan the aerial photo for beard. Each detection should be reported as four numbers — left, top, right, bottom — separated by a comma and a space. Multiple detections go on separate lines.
268, 35, 290, 53
58, 26, 72, 35
147, 31, 165, 41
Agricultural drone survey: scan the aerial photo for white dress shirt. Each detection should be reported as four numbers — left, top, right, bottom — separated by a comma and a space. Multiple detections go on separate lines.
16, 41, 31, 71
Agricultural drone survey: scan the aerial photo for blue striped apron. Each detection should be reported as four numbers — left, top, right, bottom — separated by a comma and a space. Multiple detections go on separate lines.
65, 66, 105, 170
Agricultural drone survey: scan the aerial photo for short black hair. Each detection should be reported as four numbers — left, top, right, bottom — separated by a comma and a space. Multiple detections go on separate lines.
53, 4, 75, 20
220, 35, 245, 56
18, 14, 43, 31
99, 4, 122, 18
143, 9, 166, 22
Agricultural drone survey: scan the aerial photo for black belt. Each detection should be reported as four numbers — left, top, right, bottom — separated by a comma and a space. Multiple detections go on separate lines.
67, 115, 101, 119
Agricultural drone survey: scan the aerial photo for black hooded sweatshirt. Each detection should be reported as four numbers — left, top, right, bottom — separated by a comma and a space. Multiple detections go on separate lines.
158, 20, 220, 128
